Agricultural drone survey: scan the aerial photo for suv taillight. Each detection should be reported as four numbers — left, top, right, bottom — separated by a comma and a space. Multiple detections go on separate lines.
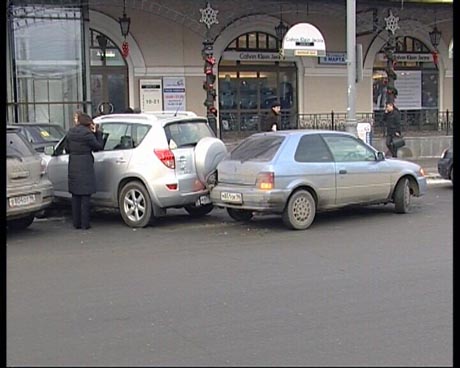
40, 158, 47, 176
154, 149, 175, 169
256, 171, 274, 190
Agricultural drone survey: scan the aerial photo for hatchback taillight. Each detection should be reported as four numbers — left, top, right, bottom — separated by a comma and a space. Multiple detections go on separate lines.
154, 149, 175, 169
256, 171, 274, 190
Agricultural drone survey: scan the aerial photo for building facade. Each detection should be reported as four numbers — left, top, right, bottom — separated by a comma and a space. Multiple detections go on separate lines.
6, 0, 453, 139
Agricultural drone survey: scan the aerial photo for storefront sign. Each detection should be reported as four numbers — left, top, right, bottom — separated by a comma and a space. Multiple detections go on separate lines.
140, 79, 163, 112
222, 51, 280, 61
282, 23, 326, 57
395, 70, 422, 109
162, 77, 186, 111
319, 52, 347, 64
377, 53, 432, 63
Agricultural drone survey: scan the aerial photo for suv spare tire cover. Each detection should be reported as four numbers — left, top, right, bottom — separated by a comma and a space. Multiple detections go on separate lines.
195, 137, 228, 184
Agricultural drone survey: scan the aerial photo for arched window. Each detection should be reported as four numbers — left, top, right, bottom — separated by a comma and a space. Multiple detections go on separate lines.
373, 36, 438, 113
218, 31, 297, 139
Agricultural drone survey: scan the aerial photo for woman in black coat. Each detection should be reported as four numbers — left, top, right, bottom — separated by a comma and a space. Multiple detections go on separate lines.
65, 113, 104, 229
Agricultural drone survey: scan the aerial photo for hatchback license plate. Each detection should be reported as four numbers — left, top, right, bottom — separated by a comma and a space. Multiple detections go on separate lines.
9, 194, 36, 208
221, 191, 242, 204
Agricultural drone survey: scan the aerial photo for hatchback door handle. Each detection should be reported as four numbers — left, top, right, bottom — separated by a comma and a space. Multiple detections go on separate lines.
339, 169, 347, 174
116, 158, 127, 164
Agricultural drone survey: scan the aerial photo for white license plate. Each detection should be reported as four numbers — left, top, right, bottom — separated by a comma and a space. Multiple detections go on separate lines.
9, 194, 36, 208
195, 195, 211, 206
221, 191, 242, 204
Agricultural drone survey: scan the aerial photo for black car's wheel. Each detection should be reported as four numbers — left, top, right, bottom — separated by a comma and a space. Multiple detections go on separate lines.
7, 214, 35, 230
394, 177, 411, 214
119, 181, 153, 228
185, 203, 214, 217
450, 167, 453, 184
227, 208, 254, 222
282, 189, 316, 230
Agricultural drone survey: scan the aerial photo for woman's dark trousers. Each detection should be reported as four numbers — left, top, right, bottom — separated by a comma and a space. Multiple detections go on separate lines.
72, 194, 91, 229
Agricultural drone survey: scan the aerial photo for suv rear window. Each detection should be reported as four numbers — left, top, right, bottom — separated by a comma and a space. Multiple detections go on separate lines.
230, 135, 284, 162
164, 120, 214, 147
7, 131, 35, 158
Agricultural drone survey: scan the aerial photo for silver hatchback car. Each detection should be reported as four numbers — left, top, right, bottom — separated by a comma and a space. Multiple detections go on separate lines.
46, 111, 227, 228
210, 130, 428, 230
7, 127, 54, 230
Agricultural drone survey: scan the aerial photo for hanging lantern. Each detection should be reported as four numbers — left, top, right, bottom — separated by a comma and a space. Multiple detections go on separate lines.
122, 41, 129, 58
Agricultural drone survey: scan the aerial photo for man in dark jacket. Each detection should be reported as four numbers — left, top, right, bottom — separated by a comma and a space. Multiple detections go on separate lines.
382, 102, 402, 158
65, 113, 104, 229
265, 101, 281, 131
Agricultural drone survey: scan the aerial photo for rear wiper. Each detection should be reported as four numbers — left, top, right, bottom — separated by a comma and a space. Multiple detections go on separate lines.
178, 142, 198, 148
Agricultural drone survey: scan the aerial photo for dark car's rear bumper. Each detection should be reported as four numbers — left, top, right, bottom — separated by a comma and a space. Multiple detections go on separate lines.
437, 158, 452, 180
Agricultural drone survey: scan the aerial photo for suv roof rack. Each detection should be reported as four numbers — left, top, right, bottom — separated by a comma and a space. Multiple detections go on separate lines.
144, 111, 198, 118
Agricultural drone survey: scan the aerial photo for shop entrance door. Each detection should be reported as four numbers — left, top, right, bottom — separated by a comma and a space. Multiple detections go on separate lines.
90, 68, 128, 116
89, 29, 129, 116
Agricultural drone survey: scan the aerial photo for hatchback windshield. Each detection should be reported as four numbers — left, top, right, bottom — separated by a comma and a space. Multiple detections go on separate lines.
230, 135, 284, 162
22, 125, 66, 143
164, 120, 214, 147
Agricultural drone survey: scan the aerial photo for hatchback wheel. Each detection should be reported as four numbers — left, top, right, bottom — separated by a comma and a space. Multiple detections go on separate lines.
119, 181, 152, 228
185, 203, 213, 217
282, 190, 316, 230
227, 208, 253, 222
394, 177, 411, 213
7, 214, 35, 230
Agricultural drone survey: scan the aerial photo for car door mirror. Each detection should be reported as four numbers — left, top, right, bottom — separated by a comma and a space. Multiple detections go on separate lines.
44, 145, 55, 156
376, 151, 385, 161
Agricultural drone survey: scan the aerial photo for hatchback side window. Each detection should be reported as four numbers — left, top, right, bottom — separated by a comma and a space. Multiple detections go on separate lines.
295, 134, 333, 162
322, 135, 376, 162
100, 123, 132, 151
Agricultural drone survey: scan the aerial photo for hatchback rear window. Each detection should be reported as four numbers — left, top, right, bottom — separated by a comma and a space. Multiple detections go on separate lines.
7, 132, 35, 158
164, 120, 214, 147
230, 135, 284, 162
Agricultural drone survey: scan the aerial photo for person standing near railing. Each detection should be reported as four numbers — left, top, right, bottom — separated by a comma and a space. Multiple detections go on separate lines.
382, 102, 402, 158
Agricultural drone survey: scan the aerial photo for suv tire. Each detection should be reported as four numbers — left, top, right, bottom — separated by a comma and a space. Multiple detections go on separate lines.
184, 203, 213, 217
119, 181, 153, 228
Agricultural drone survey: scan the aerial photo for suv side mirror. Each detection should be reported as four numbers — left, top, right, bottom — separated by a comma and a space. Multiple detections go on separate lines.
44, 145, 55, 156
376, 151, 385, 161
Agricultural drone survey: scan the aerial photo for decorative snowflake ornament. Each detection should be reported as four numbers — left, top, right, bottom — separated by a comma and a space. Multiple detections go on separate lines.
199, 2, 219, 29
385, 10, 400, 35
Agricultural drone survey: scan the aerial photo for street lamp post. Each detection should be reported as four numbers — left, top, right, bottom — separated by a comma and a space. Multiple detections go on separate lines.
345, 0, 357, 134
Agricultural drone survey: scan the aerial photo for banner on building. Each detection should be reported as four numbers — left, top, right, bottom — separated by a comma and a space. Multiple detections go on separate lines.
162, 77, 186, 111
395, 70, 422, 110
140, 79, 163, 112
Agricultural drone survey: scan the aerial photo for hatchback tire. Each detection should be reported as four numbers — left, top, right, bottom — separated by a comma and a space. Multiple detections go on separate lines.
7, 214, 35, 230
394, 177, 411, 213
185, 203, 213, 217
119, 181, 152, 228
282, 190, 316, 230
227, 208, 253, 222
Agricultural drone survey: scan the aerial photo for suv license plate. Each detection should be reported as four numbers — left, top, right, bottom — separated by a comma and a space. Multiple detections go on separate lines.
196, 195, 211, 206
9, 194, 36, 208
220, 191, 242, 204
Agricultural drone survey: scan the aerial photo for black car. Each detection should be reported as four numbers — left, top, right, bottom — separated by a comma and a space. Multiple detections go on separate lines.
13, 123, 66, 153
438, 147, 453, 183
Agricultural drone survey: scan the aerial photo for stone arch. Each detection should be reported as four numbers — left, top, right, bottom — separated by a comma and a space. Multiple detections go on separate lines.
89, 10, 146, 108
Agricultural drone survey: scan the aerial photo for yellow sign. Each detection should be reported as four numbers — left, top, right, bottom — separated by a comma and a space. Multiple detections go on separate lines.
295, 49, 318, 56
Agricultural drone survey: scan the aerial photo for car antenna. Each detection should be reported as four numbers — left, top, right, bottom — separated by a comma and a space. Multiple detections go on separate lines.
173, 96, 184, 117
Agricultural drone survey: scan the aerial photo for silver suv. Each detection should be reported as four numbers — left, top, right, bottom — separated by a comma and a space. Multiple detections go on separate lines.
7, 127, 54, 230
46, 111, 227, 228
